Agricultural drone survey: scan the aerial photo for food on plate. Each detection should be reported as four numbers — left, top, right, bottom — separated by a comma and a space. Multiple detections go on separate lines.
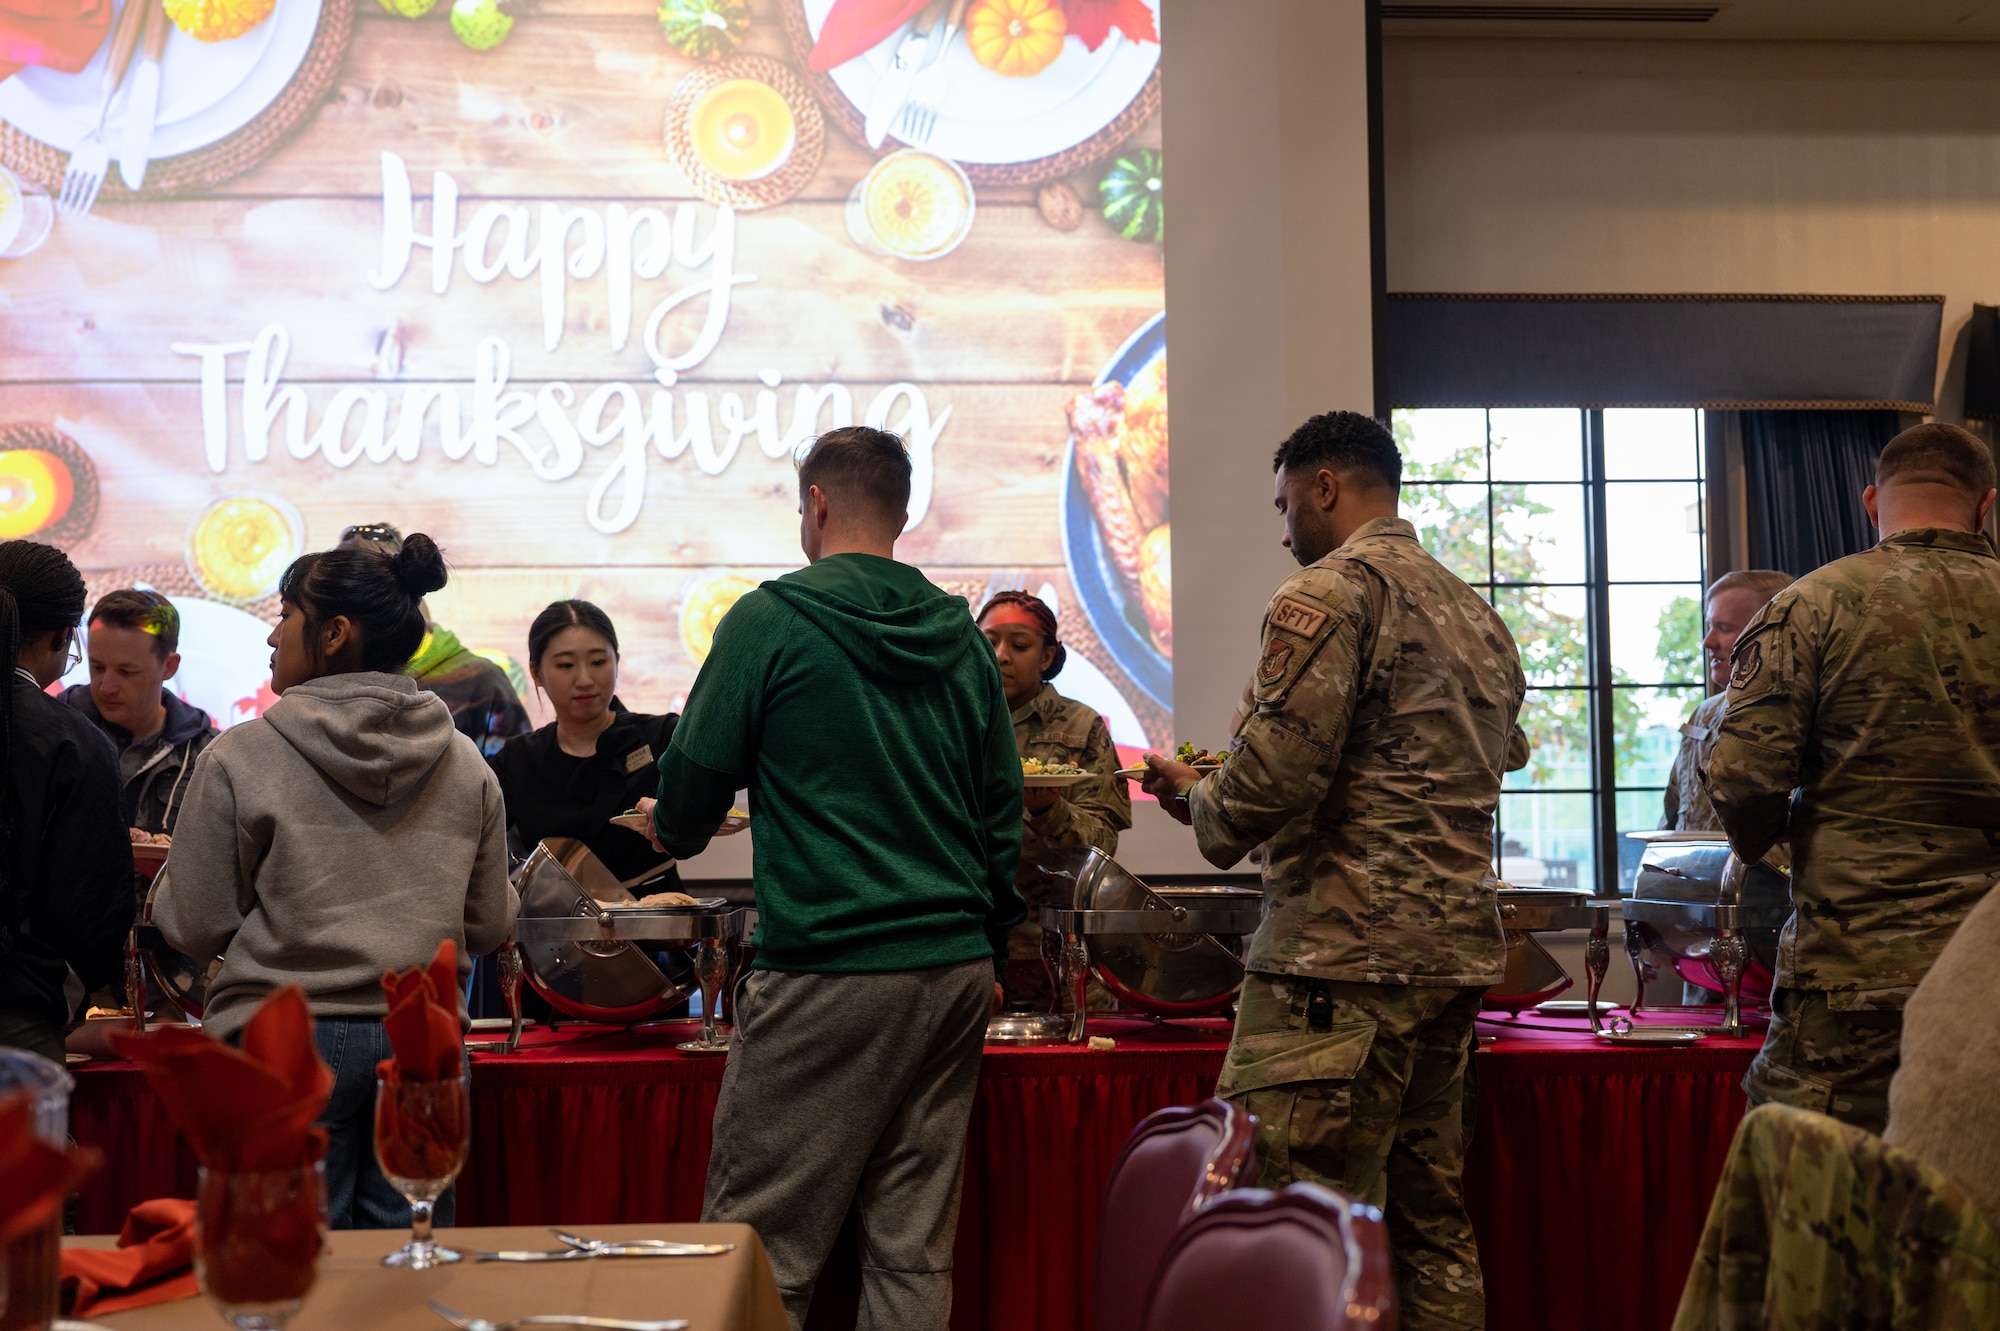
130, 829, 172, 845
690, 78, 797, 182
856, 150, 974, 261
1175, 742, 1229, 768
451, 0, 513, 49
1022, 758, 1082, 776
968, 0, 1067, 78
378, 0, 437, 16
1100, 149, 1164, 243
186, 494, 302, 603
164, 0, 274, 41
0, 448, 74, 539
680, 572, 759, 663
1037, 181, 1085, 232
633, 890, 700, 908
1066, 347, 1171, 654
660, 0, 750, 60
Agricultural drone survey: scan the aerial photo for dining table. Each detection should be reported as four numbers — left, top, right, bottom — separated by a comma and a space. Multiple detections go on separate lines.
61, 1223, 787, 1331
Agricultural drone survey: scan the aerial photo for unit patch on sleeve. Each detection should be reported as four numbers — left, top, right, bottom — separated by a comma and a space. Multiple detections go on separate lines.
1257, 639, 1295, 685
1728, 640, 1763, 691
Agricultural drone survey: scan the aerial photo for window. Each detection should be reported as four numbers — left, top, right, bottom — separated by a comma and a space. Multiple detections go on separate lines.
1396, 408, 1708, 897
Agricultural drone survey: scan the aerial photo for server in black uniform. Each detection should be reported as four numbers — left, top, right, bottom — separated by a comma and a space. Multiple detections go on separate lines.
488, 600, 682, 889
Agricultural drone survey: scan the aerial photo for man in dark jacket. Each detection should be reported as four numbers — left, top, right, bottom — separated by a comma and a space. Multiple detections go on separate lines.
644, 426, 1026, 1331
61, 589, 218, 835
2, 541, 135, 1064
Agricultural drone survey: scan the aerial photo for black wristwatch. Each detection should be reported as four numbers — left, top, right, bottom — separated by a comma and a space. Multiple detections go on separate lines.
1166, 792, 1193, 826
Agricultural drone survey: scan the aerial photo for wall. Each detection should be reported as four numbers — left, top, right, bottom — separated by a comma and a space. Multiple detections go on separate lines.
1382, 37, 2000, 422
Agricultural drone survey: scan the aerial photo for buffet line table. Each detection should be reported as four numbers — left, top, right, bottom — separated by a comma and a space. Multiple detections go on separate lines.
68, 1013, 1761, 1331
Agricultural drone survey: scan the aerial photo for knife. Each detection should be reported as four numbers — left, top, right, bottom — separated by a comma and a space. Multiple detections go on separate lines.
118, 0, 169, 191
861, 0, 946, 150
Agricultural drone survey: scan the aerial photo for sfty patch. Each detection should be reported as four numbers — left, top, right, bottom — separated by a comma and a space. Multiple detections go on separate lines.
1270, 596, 1329, 638
1257, 639, 1294, 685
1729, 639, 1763, 690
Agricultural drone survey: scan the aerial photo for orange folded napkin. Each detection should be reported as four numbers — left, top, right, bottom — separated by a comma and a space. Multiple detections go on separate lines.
60, 1198, 200, 1318
0, 0, 110, 82
0, 1093, 98, 1243
808, 0, 928, 72
375, 940, 468, 1181
108, 985, 333, 1171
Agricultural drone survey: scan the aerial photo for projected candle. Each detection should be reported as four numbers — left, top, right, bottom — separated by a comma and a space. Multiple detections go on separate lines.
689, 79, 796, 182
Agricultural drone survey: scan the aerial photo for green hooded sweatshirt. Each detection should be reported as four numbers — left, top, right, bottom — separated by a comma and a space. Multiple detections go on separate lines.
652, 554, 1027, 973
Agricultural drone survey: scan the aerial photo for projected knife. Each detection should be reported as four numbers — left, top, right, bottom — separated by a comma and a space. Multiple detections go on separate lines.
862, 0, 947, 150
118, 0, 170, 192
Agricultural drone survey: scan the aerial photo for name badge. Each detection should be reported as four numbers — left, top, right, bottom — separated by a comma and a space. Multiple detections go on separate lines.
624, 745, 655, 774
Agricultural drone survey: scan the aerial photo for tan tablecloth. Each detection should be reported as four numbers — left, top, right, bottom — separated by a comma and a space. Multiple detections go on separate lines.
64, 1224, 786, 1331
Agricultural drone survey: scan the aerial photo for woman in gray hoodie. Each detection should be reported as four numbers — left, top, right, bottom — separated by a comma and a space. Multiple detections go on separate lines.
153, 533, 518, 1230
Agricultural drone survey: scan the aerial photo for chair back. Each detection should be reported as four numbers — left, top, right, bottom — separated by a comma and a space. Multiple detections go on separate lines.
1094, 1098, 1256, 1331
1140, 1183, 1397, 1331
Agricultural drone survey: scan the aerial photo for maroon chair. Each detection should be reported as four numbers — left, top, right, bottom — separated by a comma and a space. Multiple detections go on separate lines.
1095, 1098, 1257, 1331
1140, 1183, 1397, 1331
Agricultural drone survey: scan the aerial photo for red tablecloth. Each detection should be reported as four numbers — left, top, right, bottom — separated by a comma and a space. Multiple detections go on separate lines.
69, 1012, 1760, 1331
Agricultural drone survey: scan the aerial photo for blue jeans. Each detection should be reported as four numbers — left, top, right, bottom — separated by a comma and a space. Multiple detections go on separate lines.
313, 1019, 457, 1230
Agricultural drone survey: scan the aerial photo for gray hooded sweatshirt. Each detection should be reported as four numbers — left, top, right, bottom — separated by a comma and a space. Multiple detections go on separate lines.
153, 672, 517, 1041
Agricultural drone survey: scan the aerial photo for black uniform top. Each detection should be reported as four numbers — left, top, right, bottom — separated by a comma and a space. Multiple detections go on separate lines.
488, 707, 682, 887
4, 670, 137, 1027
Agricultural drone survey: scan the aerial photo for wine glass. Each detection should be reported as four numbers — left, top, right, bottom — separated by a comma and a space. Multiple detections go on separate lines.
675, 937, 733, 1053
193, 1160, 327, 1330
373, 1073, 471, 1269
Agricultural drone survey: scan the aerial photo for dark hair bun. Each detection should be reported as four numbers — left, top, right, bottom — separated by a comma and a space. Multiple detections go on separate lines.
393, 533, 448, 599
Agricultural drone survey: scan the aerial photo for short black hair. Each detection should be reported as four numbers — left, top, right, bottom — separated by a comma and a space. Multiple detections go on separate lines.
1271, 412, 1401, 491
796, 426, 912, 524
1877, 423, 1998, 497
89, 588, 180, 659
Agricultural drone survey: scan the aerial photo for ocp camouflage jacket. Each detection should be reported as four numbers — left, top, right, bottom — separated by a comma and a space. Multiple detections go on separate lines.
1186, 517, 1525, 986
1706, 527, 2000, 1001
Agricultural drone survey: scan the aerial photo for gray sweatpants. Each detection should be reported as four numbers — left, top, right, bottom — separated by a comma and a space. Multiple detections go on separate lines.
702, 958, 993, 1331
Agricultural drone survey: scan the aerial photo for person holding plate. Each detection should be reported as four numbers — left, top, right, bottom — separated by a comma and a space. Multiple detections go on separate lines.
488, 600, 683, 890
977, 590, 1130, 1009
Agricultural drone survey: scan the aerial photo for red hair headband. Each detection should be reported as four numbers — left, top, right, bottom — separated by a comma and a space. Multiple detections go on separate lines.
980, 603, 1048, 634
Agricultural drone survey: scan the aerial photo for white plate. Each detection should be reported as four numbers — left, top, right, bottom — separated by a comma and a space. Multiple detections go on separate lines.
1023, 771, 1090, 788
1596, 1030, 1704, 1047
804, 0, 1159, 165
0, 0, 320, 160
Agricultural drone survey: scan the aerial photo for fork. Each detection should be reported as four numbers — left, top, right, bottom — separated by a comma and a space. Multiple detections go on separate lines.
427, 1299, 688, 1331
975, 568, 1027, 612
550, 1228, 734, 1256
58, 0, 150, 215
894, 0, 971, 147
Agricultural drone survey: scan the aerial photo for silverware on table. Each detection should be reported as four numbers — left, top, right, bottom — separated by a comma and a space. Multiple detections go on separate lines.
894, 0, 971, 148
862, 0, 947, 149
550, 1228, 735, 1257
473, 1248, 590, 1263
59, 0, 151, 215
117, 0, 170, 191
427, 1300, 688, 1331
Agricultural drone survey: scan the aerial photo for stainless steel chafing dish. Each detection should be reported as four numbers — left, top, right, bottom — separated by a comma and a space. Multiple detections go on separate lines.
493, 838, 750, 1055
1482, 884, 1615, 1029
1623, 832, 1791, 1037
1034, 846, 1263, 1044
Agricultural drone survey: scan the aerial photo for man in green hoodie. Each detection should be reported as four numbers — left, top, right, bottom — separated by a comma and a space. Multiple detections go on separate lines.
643, 426, 1026, 1331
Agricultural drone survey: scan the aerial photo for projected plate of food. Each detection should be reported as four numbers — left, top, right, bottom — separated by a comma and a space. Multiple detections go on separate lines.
799, 0, 1159, 164
0, 0, 321, 159
1062, 310, 1167, 710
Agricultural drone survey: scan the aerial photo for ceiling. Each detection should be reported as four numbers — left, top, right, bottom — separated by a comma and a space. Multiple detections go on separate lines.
1380, 1, 2000, 41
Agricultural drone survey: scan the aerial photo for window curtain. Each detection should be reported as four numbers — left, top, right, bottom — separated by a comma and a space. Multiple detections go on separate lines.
1739, 410, 1903, 577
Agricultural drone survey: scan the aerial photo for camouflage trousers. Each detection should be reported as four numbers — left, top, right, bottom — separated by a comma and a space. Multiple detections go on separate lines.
1745, 988, 1905, 1135
1216, 974, 1486, 1331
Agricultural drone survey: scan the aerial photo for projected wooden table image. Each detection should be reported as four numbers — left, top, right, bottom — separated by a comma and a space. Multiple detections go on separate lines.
0, 0, 1170, 747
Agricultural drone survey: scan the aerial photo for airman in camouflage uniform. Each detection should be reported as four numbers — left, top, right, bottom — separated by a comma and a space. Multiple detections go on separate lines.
1707, 423, 2000, 1136
1008, 682, 1130, 1007
1672, 1102, 2000, 1331
1145, 412, 1524, 1331
1661, 570, 1792, 835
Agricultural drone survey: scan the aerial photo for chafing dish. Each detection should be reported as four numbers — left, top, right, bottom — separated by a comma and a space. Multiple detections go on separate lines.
1037, 847, 1263, 1043
1482, 885, 1615, 1029
498, 838, 748, 1054
1623, 832, 1791, 1037
128, 870, 219, 1030
984, 1013, 1070, 1045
